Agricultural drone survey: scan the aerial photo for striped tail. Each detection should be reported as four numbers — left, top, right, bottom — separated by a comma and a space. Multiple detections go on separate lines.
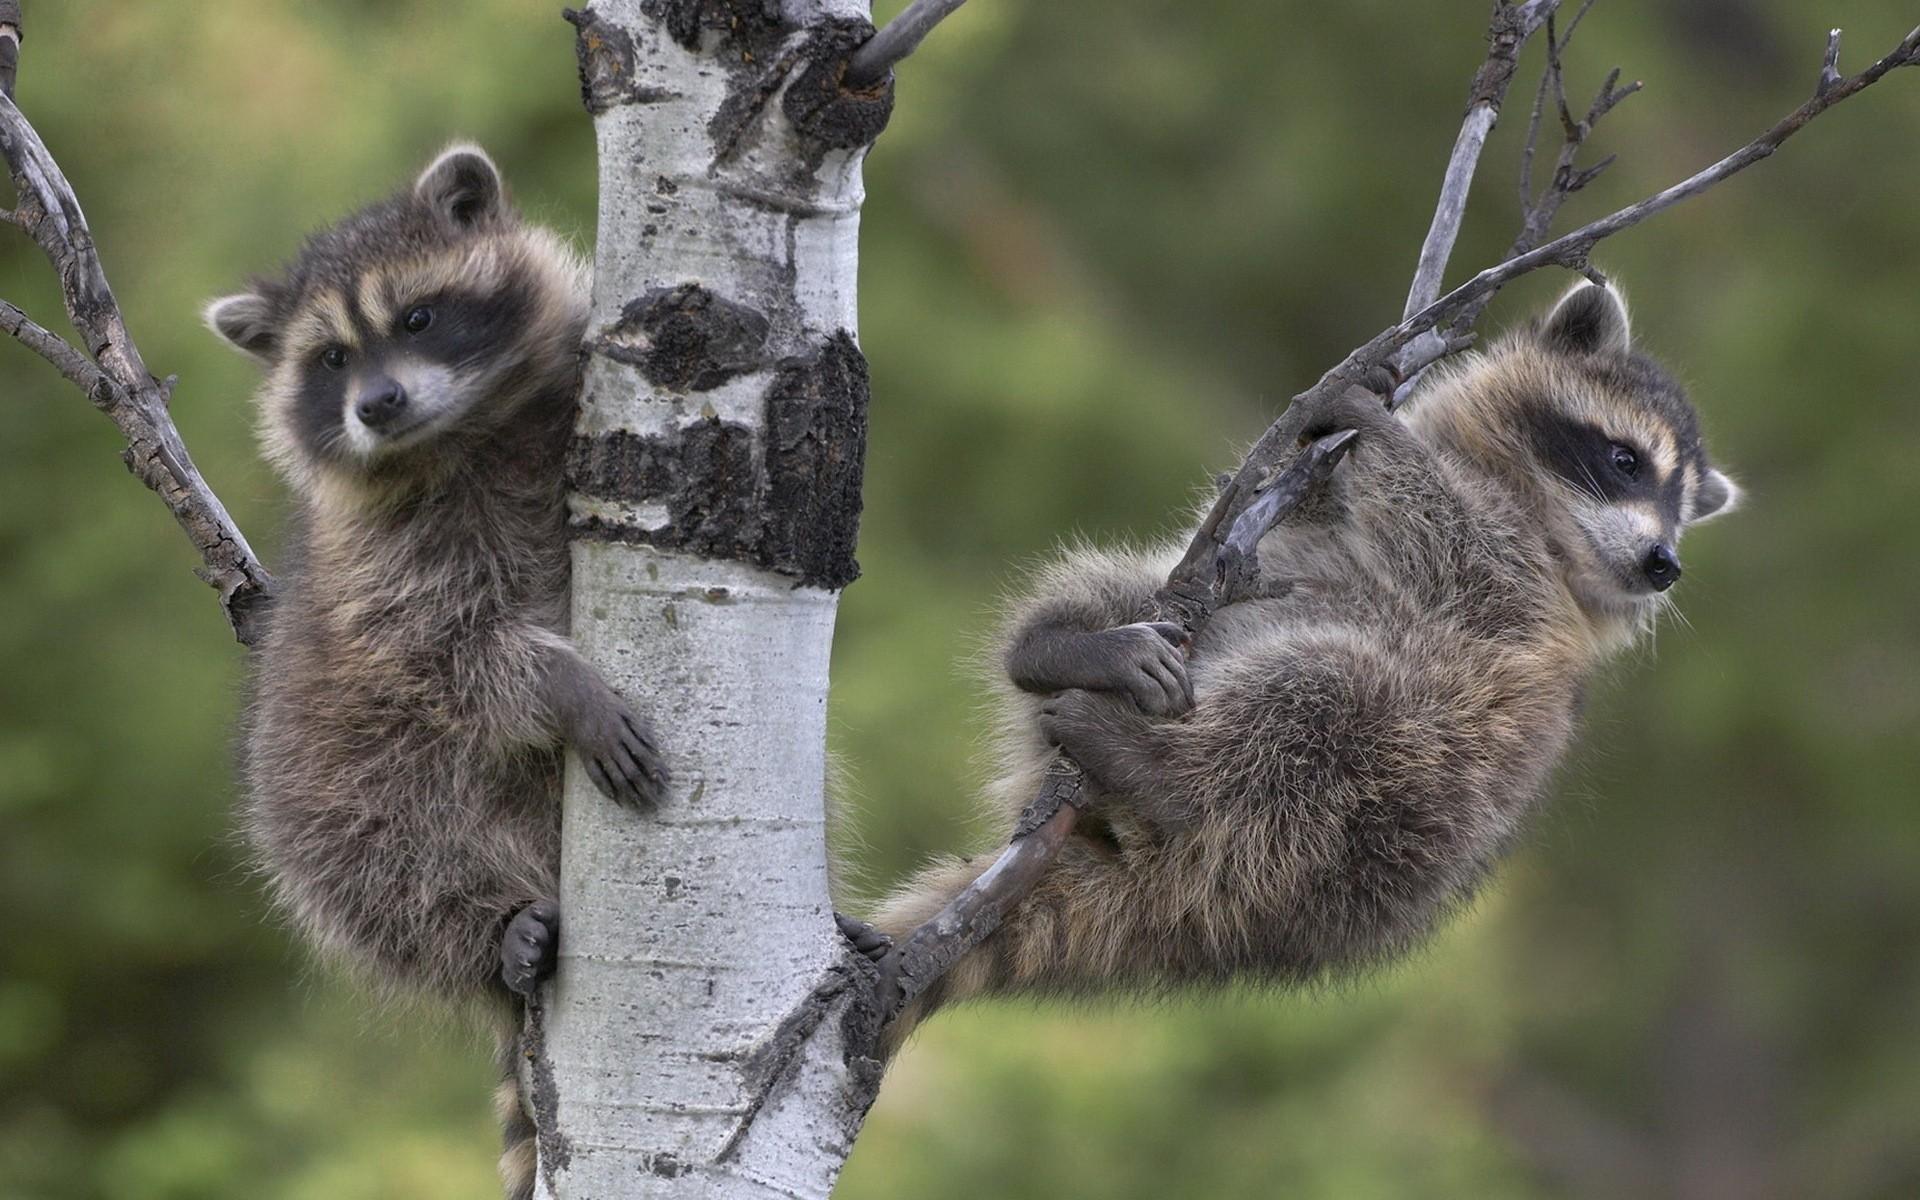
494, 1019, 537, 1200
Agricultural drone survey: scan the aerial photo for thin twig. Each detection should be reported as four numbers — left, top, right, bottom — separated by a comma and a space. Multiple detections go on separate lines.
1423, 1, 1641, 378
1394, 0, 1563, 399
870, 15, 1920, 1031
1402, 0, 1561, 323
0, 45, 274, 643
1382, 23, 1920, 373
844, 0, 971, 88
1, 298, 104, 394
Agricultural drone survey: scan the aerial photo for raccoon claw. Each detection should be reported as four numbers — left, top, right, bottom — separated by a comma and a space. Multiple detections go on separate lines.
575, 705, 669, 810
502, 900, 560, 996
1097, 623, 1194, 717
1293, 382, 1394, 443
835, 912, 893, 963
1358, 362, 1402, 399
1040, 688, 1159, 793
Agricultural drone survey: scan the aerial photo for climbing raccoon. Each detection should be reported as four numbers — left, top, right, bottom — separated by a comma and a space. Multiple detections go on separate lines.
206, 145, 664, 1199
867, 282, 1739, 1047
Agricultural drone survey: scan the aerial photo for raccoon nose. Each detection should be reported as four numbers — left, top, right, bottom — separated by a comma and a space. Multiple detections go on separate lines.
355, 378, 409, 429
1642, 542, 1682, 592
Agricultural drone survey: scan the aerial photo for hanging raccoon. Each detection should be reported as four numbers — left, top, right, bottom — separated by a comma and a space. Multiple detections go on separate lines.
855, 282, 1740, 1049
205, 145, 662, 1200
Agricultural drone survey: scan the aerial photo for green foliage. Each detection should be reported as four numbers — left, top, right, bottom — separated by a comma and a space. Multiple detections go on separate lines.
2, 1, 1916, 1195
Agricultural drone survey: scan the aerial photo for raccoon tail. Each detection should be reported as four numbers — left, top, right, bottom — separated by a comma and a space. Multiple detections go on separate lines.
494, 1018, 538, 1200
871, 834, 1145, 1058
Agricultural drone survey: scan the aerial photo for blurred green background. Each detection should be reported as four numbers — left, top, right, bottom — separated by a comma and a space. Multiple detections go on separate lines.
3, 1, 1916, 1197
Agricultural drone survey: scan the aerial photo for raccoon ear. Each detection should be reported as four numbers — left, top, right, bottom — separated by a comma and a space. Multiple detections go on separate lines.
1541, 281, 1631, 356
203, 293, 278, 362
416, 143, 506, 228
1688, 467, 1742, 523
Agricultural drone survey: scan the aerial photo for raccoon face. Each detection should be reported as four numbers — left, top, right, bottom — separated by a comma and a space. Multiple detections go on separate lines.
205, 146, 588, 488
1516, 283, 1740, 615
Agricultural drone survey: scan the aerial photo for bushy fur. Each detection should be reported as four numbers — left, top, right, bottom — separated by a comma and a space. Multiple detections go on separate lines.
872, 283, 1739, 1047
209, 146, 664, 1200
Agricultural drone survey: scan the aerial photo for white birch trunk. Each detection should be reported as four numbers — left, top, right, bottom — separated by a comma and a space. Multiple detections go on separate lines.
528, 2, 890, 1196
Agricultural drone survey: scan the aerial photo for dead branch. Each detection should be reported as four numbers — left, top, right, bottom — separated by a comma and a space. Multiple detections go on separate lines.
1402, 0, 1560, 326
845, 0, 972, 88
1454, 3, 1641, 335
0, 7, 273, 645
1365, 21, 1920, 386
869, 11, 1920, 1029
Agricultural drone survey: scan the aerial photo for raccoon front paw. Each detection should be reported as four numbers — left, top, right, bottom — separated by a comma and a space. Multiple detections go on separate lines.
835, 912, 893, 963
1084, 622, 1194, 716
501, 900, 559, 997
1039, 688, 1162, 794
1291, 382, 1394, 442
573, 701, 669, 810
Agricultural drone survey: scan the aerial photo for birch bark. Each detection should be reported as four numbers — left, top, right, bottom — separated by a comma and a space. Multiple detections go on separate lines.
529, 3, 891, 1196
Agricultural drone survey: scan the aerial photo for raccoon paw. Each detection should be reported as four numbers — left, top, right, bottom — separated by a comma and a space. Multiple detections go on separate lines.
501, 900, 560, 997
1039, 688, 1162, 794
1292, 381, 1394, 442
835, 912, 893, 963
574, 702, 669, 810
1093, 622, 1193, 716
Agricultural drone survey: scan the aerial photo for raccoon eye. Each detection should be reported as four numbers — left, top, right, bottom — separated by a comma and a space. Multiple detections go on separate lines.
403, 305, 434, 334
319, 346, 348, 371
1609, 443, 1640, 478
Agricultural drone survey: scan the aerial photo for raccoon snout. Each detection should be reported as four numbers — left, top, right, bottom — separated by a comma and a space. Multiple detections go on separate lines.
355, 377, 410, 430
1641, 542, 1681, 592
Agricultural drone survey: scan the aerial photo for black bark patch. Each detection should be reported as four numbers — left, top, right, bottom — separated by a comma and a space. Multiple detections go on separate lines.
564, 8, 682, 114
781, 20, 895, 151
715, 954, 884, 1164
569, 419, 760, 563
642, 0, 789, 57
761, 331, 868, 589
522, 1002, 574, 1189
643, 1152, 692, 1178
595, 284, 772, 392
570, 332, 869, 591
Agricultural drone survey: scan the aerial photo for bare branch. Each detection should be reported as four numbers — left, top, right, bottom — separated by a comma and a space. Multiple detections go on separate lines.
1402, 0, 1561, 324
1, 298, 103, 395
1388, 22, 1920, 368
0, 55, 274, 643
1819, 28, 1844, 97
1559, 0, 1601, 46
845, 0, 971, 89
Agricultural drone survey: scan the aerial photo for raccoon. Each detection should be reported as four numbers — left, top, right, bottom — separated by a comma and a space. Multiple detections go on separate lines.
865, 283, 1739, 1048
205, 145, 665, 1199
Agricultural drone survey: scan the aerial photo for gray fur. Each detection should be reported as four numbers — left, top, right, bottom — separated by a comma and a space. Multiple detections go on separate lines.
872, 284, 1737, 1048
213, 146, 660, 1199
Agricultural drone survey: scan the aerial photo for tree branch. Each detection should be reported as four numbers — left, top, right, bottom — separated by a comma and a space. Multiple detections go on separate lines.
1378, 22, 1920, 375
1402, 0, 1560, 324
1454, 4, 1641, 335
868, 13, 1920, 1032
844, 0, 971, 88
0, 18, 273, 645
1, 298, 103, 395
